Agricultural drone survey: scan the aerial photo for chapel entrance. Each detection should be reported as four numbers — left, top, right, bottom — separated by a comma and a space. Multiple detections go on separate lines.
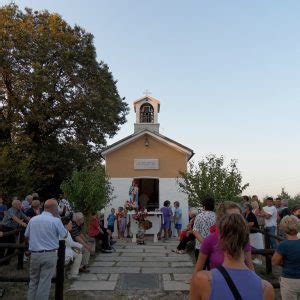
135, 178, 159, 211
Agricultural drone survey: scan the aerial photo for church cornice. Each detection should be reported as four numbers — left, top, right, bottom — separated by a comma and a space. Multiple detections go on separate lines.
101, 130, 194, 160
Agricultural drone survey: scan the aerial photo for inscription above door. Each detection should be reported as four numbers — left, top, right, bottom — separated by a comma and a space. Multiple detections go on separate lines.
134, 159, 159, 170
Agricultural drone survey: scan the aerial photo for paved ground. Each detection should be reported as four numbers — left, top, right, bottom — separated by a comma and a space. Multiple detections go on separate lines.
68, 237, 193, 299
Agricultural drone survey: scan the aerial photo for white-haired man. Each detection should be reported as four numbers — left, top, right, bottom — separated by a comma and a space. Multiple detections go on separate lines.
71, 212, 92, 273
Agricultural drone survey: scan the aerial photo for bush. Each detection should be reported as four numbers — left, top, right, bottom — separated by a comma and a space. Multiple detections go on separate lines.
61, 166, 113, 218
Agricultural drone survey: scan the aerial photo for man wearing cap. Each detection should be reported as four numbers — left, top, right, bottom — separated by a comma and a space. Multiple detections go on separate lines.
25, 199, 67, 300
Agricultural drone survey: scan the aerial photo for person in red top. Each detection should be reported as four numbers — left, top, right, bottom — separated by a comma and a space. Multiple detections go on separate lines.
88, 212, 112, 253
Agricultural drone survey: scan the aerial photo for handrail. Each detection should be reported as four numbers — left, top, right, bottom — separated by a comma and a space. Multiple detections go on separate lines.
0, 243, 26, 249
0, 228, 23, 237
0, 240, 66, 300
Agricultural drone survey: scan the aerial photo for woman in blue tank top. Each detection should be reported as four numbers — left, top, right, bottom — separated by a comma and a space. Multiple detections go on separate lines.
190, 213, 275, 300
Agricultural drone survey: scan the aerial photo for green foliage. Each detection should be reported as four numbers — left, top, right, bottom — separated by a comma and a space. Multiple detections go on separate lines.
277, 187, 300, 210
277, 187, 292, 200
178, 154, 249, 207
0, 4, 128, 198
61, 166, 113, 216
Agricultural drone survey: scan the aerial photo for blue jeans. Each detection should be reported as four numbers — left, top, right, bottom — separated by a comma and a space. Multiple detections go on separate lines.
266, 226, 277, 249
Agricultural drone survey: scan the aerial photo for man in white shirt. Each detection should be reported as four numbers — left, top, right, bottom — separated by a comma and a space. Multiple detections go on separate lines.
25, 199, 67, 300
262, 197, 278, 249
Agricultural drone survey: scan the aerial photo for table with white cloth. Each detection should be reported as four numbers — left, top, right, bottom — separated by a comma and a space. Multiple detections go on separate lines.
127, 211, 163, 243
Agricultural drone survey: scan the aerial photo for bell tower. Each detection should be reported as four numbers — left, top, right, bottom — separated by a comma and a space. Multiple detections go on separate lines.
133, 95, 160, 133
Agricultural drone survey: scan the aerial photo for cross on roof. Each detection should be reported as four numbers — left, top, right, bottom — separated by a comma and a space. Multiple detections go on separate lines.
143, 89, 152, 96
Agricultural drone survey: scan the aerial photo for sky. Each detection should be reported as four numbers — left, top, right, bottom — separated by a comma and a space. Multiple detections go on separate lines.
2, 1, 300, 198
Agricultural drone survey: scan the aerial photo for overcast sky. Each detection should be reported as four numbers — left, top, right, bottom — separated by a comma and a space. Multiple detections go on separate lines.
3, 0, 300, 198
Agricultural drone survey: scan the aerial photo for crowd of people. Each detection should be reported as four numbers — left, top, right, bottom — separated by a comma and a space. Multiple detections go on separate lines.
187, 196, 300, 300
0, 193, 300, 300
0, 194, 118, 300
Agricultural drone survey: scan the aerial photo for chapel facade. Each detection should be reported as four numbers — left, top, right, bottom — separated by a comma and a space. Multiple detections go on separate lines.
101, 95, 194, 226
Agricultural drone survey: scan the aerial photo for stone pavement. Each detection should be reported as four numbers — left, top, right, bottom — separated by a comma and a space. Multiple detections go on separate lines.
69, 237, 193, 298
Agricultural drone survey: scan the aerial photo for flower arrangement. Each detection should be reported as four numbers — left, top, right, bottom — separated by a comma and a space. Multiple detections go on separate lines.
125, 200, 137, 211
132, 208, 148, 222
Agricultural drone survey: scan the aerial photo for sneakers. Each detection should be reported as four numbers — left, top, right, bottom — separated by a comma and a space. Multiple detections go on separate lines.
101, 248, 113, 253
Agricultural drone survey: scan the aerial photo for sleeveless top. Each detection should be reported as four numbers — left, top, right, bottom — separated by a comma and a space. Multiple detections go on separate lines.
209, 267, 263, 300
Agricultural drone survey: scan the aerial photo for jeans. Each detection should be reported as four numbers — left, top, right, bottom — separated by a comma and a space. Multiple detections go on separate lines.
28, 252, 57, 300
265, 226, 277, 249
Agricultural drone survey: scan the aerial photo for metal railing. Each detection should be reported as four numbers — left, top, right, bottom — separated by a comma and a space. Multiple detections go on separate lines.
251, 228, 284, 287
0, 230, 65, 300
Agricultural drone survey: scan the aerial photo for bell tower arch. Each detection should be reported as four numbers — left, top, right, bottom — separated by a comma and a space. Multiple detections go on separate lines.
134, 96, 160, 133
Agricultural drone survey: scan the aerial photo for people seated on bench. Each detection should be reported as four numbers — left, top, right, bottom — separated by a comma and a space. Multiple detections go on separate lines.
88, 211, 113, 253
61, 217, 83, 278
2, 198, 30, 230
71, 212, 92, 273
172, 208, 197, 254
0, 198, 30, 262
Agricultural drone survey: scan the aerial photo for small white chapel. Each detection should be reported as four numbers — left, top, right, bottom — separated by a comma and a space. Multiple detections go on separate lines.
101, 95, 194, 227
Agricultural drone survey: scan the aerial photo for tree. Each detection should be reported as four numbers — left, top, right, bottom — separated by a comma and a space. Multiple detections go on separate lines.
61, 166, 113, 219
0, 4, 128, 198
178, 154, 249, 207
277, 187, 292, 200
277, 188, 300, 210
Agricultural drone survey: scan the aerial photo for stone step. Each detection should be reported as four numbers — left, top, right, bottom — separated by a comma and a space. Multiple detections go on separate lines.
116, 261, 169, 268
141, 267, 193, 274
88, 267, 141, 274
70, 280, 117, 291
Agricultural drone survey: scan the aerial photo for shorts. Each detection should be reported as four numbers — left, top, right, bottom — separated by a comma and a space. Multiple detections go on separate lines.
175, 224, 182, 230
162, 221, 171, 230
107, 225, 114, 233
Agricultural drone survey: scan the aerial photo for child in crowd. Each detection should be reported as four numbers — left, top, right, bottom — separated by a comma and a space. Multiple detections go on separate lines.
107, 208, 116, 238
160, 200, 172, 239
174, 201, 182, 239
117, 207, 126, 239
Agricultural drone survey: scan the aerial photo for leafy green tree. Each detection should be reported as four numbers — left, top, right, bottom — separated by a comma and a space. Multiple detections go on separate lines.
61, 166, 113, 219
277, 187, 292, 200
277, 188, 300, 210
0, 4, 128, 198
178, 154, 249, 207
